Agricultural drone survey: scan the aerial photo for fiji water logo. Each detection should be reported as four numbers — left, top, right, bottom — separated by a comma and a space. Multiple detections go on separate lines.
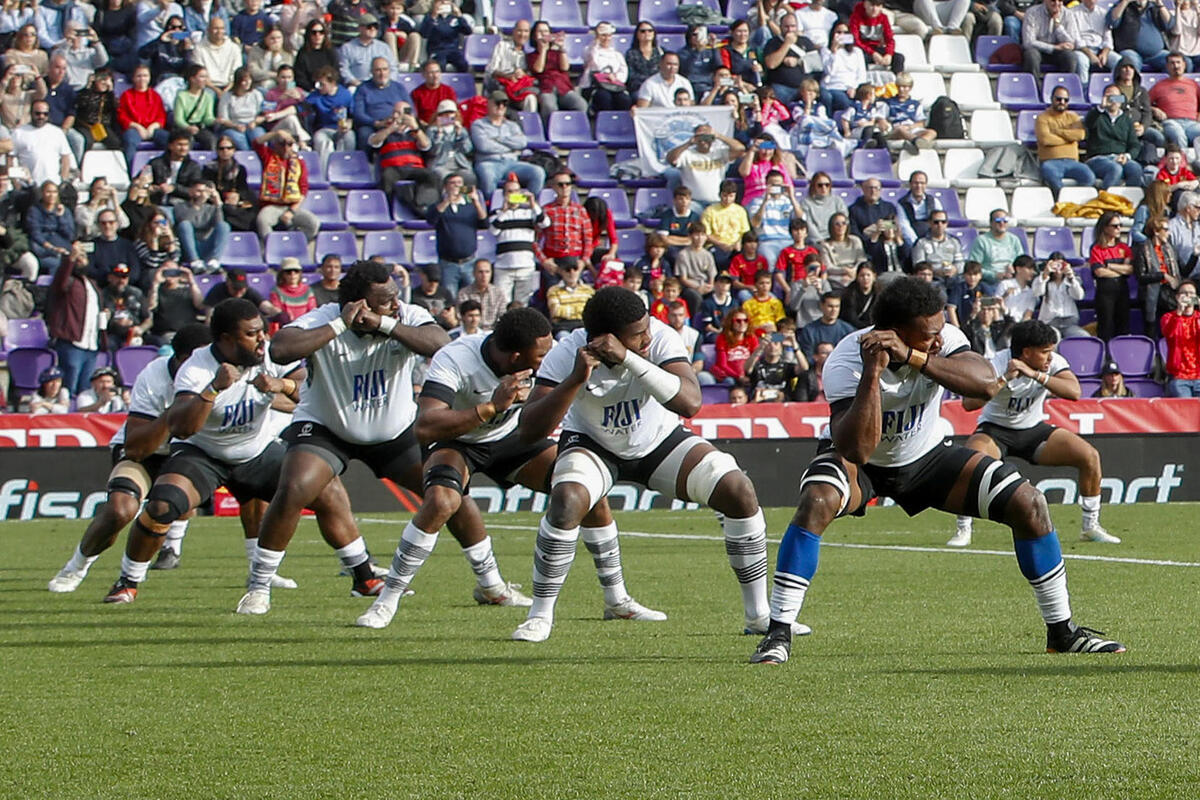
601, 398, 642, 432
220, 399, 256, 430
881, 401, 927, 440
352, 369, 388, 411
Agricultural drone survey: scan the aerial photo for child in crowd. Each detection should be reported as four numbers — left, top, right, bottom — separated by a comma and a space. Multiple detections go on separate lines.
773, 218, 821, 303
742, 269, 786, 332
700, 272, 737, 342
729, 231, 768, 303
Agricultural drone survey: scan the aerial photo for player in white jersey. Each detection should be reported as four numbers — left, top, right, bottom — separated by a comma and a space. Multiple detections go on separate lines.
750, 278, 1124, 665
356, 308, 662, 629
47, 325, 211, 592
238, 260, 491, 615
102, 299, 356, 604
508, 286, 794, 643
948, 319, 1116, 547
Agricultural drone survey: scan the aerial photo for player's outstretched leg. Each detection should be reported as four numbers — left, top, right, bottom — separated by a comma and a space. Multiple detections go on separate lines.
50, 489, 142, 593
512, 481, 591, 643
103, 476, 201, 604
948, 516, 973, 547
582, 503, 666, 622
948, 432, 999, 548
1036, 429, 1118, 544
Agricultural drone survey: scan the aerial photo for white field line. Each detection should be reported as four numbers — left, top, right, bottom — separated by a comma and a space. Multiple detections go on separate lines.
352, 518, 1200, 568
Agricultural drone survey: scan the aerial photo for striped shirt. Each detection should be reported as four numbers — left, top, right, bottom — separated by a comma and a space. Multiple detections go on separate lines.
489, 203, 549, 271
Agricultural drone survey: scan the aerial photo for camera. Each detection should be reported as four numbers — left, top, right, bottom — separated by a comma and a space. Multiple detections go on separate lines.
80, 241, 95, 253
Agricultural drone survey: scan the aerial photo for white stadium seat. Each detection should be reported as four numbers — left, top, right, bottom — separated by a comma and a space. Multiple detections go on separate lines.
944, 148, 995, 189
949, 73, 999, 112
897, 149, 946, 187
1010, 186, 1061, 228
964, 186, 1009, 226
894, 34, 932, 72
927, 35, 979, 73
909, 72, 946, 109
968, 109, 1016, 147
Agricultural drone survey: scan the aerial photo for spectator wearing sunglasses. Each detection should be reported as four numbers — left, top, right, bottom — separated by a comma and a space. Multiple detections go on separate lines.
338, 14, 399, 88
538, 170, 593, 283
968, 209, 1026, 287
1036, 88, 1097, 196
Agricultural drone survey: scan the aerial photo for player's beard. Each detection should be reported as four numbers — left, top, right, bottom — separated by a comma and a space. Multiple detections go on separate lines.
233, 343, 265, 367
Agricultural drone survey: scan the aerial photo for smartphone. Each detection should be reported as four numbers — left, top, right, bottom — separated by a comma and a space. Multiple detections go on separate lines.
507, 192, 527, 205
738, 92, 755, 104
980, 296, 999, 308
171, 30, 190, 40
517, 377, 533, 388
163, 268, 182, 278
769, 333, 785, 343
80, 241, 96, 253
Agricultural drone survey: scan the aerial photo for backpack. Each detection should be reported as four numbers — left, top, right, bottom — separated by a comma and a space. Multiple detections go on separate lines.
928, 96, 965, 140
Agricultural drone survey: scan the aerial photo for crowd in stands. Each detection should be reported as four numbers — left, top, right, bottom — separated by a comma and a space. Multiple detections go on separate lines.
2, 0, 1200, 412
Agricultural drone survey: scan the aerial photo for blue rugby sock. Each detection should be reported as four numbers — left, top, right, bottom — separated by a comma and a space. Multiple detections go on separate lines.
1014, 532, 1072, 624
768, 524, 821, 624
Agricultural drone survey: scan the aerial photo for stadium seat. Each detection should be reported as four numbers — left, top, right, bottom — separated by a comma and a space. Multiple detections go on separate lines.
518, 111, 551, 150
945, 225, 977, 252
222, 232, 267, 271
1073, 267, 1096, 305
968, 109, 1016, 146
315, 231, 359, 263
658, 33, 685, 52
634, 187, 671, 223
194, 273, 220, 296
562, 34, 592, 68
541, 0, 588, 31
834, 186, 862, 207
1108, 334, 1157, 376
113, 346, 160, 387
493, 0, 534, 30
246, 273, 273, 295
949, 72, 999, 112
129, 150, 160, 177
2, 317, 48, 350
995, 73, 1043, 112
92, 351, 110, 370
81, 151, 131, 192
909, 72, 946, 109
586, 0, 633, 29
568, 149, 617, 188
963, 186, 1008, 225
614, 147, 664, 187
264, 231, 312, 267
1079, 225, 1096, 255
897, 149, 945, 186
893, 34, 931, 72
327, 151, 375, 189
595, 111, 637, 149
298, 150, 329, 189
1010, 186, 1060, 228
1107, 185, 1145, 208
345, 190, 394, 230
1058, 336, 1106, 376
465, 34, 500, 71
189, 150, 216, 166
391, 192, 433, 230
1140, 72, 1166, 92
1042, 73, 1087, 108
547, 112, 597, 149
850, 149, 901, 187
637, 0, 686, 33
975, 35, 1018, 72
442, 73, 477, 98
616, 228, 647, 259
233, 150, 262, 189
1078, 377, 1102, 396
700, 384, 730, 404
1015, 110, 1039, 146
588, 187, 636, 228
301, 189, 348, 231
806, 147, 851, 187
395, 72, 423, 96
927, 34, 979, 73
1033, 226, 1082, 263
362, 231, 409, 263
927, 187, 967, 225
943, 148, 994, 188
475, 230, 498, 261
6, 347, 56, 393
1126, 377, 1164, 397
1088, 72, 1114, 103
411, 230, 438, 264
1056, 187, 1101, 225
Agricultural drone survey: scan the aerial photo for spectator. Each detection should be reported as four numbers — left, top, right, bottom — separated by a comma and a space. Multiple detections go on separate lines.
840, 81, 892, 149
945, 260, 990, 328
353, 56, 409, 148
1149, 52, 1200, 149
117, 65, 169, 169
847, 177, 899, 243
655, 186, 701, 250
774, 218, 821, 299
1134, 214, 1182, 335
625, 21, 663, 97
538, 169, 593, 284
147, 260, 204, 342
634, 232, 675, 283
786, 258, 833, 324
728, 385, 749, 405
22, 366, 70, 414
76, 366, 129, 412
268, 257, 317, 331
1112, 58, 1164, 156
701, 179, 752, 271
423, 100, 475, 186
450, 299, 483, 339
546, 258, 594, 337
410, 60, 456, 125
582, 22, 632, 112
1085, 85, 1145, 189
182, 0, 230, 39
849, 0, 903, 73
751, 0, 792, 48
663, 299, 713, 384
471, 92, 545, 194
712, 310, 759, 385
54, 21, 109, 90
44, 55, 82, 163
636, 52, 694, 108
246, 27, 295, 90
368, 100, 438, 214
1022, 0, 1087, 82
797, 291, 856, 358
306, 65, 355, 169
215, 67, 266, 150
230, 0, 273, 48
913, 0, 971, 36
676, 221, 718, 313
1108, 0, 1172, 72
100, 262, 152, 348
1157, 145, 1197, 190
418, 0, 469, 74
13, 100, 75, 188
485, 20, 538, 112
762, 13, 820, 106
327, 0, 376, 47
412, 262, 457, 329
1071, 0, 1120, 75
818, 212, 866, 289
729, 232, 769, 301
427, 173, 487, 296
192, 16, 240, 91
27, 181, 76, 273
1094, 359, 1136, 396
748, 169, 804, 268
583, 196, 618, 268
839, 262, 878, 328
800, 172, 849, 242
294, 19, 337, 92
1168, 191, 1200, 276
1132, 180, 1172, 248
7, 26, 49, 76
1160, 279, 1200, 395
667, 126, 745, 208
911, 209, 963, 282
377, 0, 422, 74
823, 22, 867, 113
0, 178, 36, 282
679, 24, 722, 99
1171, 0, 1200, 69
173, 64, 217, 150
148, 130, 203, 205
134, 209, 182, 277
739, 137, 800, 207
886, 73, 936, 153
88, 209, 141, 286
174, 179, 230, 273
1090, 210, 1134, 340
47, 241, 101, 395
457, 258, 507, 329
965, 296, 1013, 357
1036, 254, 1090, 338
742, 269, 787, 331
312, 254, 342, 305
700, 271, 736, 339
138, 14, 192, 84
205, 135, 258, 231
253, 129, 319, 242
795, 0, 838, 49
339, 15, 399, 88
746, 333, 808, 401
1, 63, 42, 132
75, 177, 128, 241
488, 177, 548, 304
120, 174, 157, 241
968, 208, 1026, 286
996, 254, 1038, 322
202, 267, 280, 317
896, 171, 942, 248
1037, 86, 1095, 196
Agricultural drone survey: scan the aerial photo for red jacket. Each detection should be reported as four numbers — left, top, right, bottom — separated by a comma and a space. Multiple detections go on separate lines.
411, 83, 458, 124
116, 88, 167, 131
849, 2, 894, 56
47, 255, 100, 347
713, 332, 758, 382
1161, 310, 1200, 380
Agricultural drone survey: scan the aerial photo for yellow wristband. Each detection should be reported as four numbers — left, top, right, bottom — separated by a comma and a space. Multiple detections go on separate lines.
475, 402, 496, 423
905, 347, 928, 372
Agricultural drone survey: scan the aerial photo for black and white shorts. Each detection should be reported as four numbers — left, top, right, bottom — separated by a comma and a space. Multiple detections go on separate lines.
281, 420, 422, 482
426, 431, 556, 491
976, 421, 1056, 464
162, 440, 287, 504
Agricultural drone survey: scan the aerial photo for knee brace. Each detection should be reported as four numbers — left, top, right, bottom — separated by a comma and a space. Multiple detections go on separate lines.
551, 449, 613, 512
144, 483, 191, 526
107, 460, 152, 501
798, 454, 853, 517
968, 457, 1027, 522
684, 449, 741, 506
424, 463, 465, 495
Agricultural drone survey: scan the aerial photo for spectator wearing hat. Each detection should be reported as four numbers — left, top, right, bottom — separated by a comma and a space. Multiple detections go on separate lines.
253, 129, 320, 244
268, 257, 317, 333
173, 179, 230, 274
100, 263, 152, 349
339, 14, 400, 88
203, 267, 282, 317
427, 173, 487, 296
424, 99, 476, 186
76, 366, 129, 413
488, 174, 549, 304
546, 258, 594, 337
581, 22, 632, 112
147, 260, 205, 343
1161, 279, 1200, 396
47, 241, 102, 397
21, 366, 70, 414
368, 100, 439, 215
353, 56, 411, 148
1094, 359, 1135, 396
411, 262, 458, 329
471, 92, 545, 194
411, 60, 458, 125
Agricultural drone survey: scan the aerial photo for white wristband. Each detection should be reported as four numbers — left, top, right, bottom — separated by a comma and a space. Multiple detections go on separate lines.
328, 317, 347, 336
621, 349, 682, 404
377, 315, 397, 335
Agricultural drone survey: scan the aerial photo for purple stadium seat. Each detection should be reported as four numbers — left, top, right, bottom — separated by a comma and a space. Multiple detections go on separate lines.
1080, 225, 1096, 255
833, 186, 861, 207
299, 150, 328, 189
975, 35, 1018, 72
411, 230, 438, 264
996, 73, 1043, 111
1078, 377, 1101, 396
233, 150, 263, 189
247, 273, 273, 296
701, 384, 730, 405
596, 110, 637, 149
1158, 336, 1168, 363
475, 230, 498, 261
1033, 226, 1081, 263
3, 318, 48, 349
442, 72, 477, 98
327, 151, 376, 189
850, 149, 900, 187
587, 0, 633, 29
92, 351, 110, 370
616, 228, 647, 259
806, 147, 851, 186
222, 232, 268, 272
541, 0, 588, 31
615, 147, 665, 187
130, 150, 160, 177
1058, 335, 1105, 376
700, 342, 716, 369
563, 34, 591, 67
194, 274, 219, 296
1016, 109, 1039, 146
391, 192, 433, 230
315, 231, 360, 263
113, 346, 161, 387
1010, 226, 1030, 254
1126, 378, 1164, 397
638, 0, 686, 32
7, 347, 56, 392
189, 150, 216, 166
567, 148, 617, 188
518, 111, 551, 150
1108, 334, 1156, 376
634, 187, 671, 222
726, 0, 755, 18
1087, 73, 1114, 103
1042, 73, 1087, 108
946, 226, 977, 252
265, 231, 312, 267
658, 32, 684, 51
880, 187, 904, 207
494, 0, 534, 30
588, 187, 636, 228
345, 190, 394, 230
547, 111, 597, 149
1071, 267, 1095, 305
396, 72, 423, 96
927, 187, 966, 226
1140, 73, 1166, 92
465, 34, 501, 71
301, 189, 348, 231
363, 231, 409, 263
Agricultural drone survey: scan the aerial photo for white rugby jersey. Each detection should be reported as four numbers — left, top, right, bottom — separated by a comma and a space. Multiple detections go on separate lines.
421, 333, 522, 444
111, 355, 175, 455
824, 324, 975, 468
288, 302, 436, 445
978, 348, 1069, 430
173, 345, 302, 464
536, 317, 691, 459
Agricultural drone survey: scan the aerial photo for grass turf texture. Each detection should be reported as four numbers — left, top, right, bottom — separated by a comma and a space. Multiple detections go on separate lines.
2, 503, 1197, 799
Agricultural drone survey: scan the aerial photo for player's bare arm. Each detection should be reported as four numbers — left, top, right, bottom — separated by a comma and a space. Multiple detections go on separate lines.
831, 339, 887, 464
353, 305, 450, 357
584, 333, 702, 417
415, 371, 532, 446
519, 348, 599, 444
122, 415, 172, 462
269, 301, 365, 363
169, 362, 243, 438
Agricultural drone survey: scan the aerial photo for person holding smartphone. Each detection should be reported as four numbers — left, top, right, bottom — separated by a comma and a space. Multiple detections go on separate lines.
528, 20, 586, 119
1032, 251, 1088, 339
417, 0, 470, 73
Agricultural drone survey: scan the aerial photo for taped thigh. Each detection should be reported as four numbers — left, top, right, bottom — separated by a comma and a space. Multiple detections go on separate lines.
143, 482, 192, 527
551, 447, 615, 512
798, 453, 854, 517
680, 448, 741, 506
424, 463, 466, 495
646, 435, 707, 498
107, 460, 152, 501
966, 456, 1027, 522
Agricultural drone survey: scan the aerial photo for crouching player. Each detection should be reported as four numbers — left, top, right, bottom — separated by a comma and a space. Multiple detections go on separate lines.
948, 319, 1117, 547
751, 278, 1124, 664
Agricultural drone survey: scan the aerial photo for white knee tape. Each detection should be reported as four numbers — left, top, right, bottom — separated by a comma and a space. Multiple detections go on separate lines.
685, 450, 741, 506
551, 449, 614, 511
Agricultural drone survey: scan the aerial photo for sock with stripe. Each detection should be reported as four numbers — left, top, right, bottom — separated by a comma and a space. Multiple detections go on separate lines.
768, 523, 821, 625
164, 519, 188, 554
244, 536, 258, 565
1014, 532, 1072, 624
462, 535, 502, 589
530, 518, 579, 620
119, 553, 151, 585
65, 545, 100, 575
247, 546, 285, 591
335, 536, 376, 583
581, 522, 626, 606
723, 509, 770, 621
379, 523, 438, 608
955, 516, 973, 535
1079, 495, 1101, 531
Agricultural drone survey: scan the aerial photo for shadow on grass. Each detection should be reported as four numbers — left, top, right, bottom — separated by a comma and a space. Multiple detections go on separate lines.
165, 653, 732, 668
884, 663, 1200, 677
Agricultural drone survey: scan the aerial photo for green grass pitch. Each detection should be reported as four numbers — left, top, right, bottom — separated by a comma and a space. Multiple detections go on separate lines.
2, 503, 1198, 799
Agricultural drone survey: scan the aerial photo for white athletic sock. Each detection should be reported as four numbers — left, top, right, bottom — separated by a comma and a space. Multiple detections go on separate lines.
380, 523, 438, 607
164, 519, 188, 553
723, 509, 770, 621
335, 537, 370, 570
244, 536, 257, 565
65, 545, 99, 575
1029, 561, 1072, 624
956, 516, 973, 533
248, 546, 286, 592
462, 536, 502, 588
120, 554, 151, 584
530, 517, 580, 620
1080, 494, 1101, 531
580, 522, 627, 606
